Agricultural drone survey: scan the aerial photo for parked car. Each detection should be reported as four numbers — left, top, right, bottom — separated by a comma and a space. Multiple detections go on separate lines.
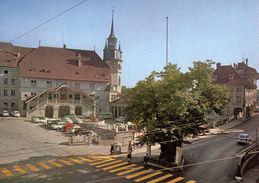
45, 119, 60, 126
98, 112, 113, 119
31, 115, 43, 123
237, 133, 252, 145
10, 111, 20, 117
1, 110, 9, 117
115, 116, 125, 123
51, 121, 66, 130
63, 114, 83, 124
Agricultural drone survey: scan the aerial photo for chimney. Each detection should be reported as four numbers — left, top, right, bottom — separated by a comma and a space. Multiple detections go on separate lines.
245, 58, 248, 66
63, 44, 66, 49
78, 53, 81, 67
216, 63, 221, 68
17, 47, 21, 59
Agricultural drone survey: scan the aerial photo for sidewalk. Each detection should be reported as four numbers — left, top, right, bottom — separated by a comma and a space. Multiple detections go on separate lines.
243, 165, 259, 183
208, 118, 243, 135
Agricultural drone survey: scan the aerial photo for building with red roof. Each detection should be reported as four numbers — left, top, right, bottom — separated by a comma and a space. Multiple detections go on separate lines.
0, 15, 122, 118
213, 59, 259, 119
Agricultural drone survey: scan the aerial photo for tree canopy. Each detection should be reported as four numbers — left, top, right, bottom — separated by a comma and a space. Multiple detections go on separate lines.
125, 61, 228, 162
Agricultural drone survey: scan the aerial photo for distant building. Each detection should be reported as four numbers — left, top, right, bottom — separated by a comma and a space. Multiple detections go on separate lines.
213, 59, 259, 119
0, 14, 122, 118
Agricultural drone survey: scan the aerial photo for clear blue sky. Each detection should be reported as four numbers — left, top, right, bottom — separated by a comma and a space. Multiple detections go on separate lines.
0, 0, 258, 87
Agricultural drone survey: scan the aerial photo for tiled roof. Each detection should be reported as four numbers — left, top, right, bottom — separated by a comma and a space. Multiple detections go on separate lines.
0, 42, 33, 68
213, 65, 247, 85
18, 46, 111, 82
110, 95, 129, 104
213, 62, 258, 86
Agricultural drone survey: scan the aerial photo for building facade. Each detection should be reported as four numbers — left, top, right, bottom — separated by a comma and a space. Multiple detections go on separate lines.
0, 16, 122, 118
213, 60, 259, 119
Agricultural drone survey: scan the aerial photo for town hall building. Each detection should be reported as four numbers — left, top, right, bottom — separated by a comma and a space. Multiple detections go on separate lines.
0, 15, 122, 118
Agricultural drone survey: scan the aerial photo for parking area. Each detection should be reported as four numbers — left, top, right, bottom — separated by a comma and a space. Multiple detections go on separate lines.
0, 117, 110, 164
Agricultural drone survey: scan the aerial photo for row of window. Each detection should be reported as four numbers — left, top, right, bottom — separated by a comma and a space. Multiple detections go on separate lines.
2, 78, 16, 85
0, 89, 16, 96
1, 102, 16, 108
2, 78, 95, 90
229, 96, 242, 103
30, 80, 94, 89
230, 87, 242, 92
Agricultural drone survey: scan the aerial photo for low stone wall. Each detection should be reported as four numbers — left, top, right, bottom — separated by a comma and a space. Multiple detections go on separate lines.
241, 150, 259, 177
239, 144, 259, 177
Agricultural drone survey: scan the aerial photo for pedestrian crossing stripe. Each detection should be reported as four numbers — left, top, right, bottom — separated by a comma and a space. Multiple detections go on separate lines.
134, 171, 162, 182
79, 157, 95, 163
37, 162, 51, 170
13, 165, 26, 174
96, 160, 121, 168
68, 158, 83, 164
0, 155, 197, 183
109, 164, 137, 173
102, 162, 129, 170
117, 166, 143, 176
126, 169, 152, 179
26, 164, 40, 172
90, 159, 114, 165
48, 160, 63, 168
0, 167, 13, 176
59, 159, 73, 166
166, 176, 184, 183
147, 174, 173, 183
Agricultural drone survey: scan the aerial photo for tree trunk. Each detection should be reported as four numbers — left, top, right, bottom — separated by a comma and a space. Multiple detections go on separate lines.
159, 142, 176, 163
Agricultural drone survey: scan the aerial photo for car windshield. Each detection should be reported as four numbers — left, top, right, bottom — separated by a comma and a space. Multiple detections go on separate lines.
239, 134, 247, 138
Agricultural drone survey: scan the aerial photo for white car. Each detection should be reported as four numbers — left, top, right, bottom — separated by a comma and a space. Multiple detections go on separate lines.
1, 110, 9, 117
10, 111, 20, 117
237, 133, 252, 145
51, 122, 66, 130
37, 117, 49, 124
44, 119, 60, 126
115, 116, 125, 123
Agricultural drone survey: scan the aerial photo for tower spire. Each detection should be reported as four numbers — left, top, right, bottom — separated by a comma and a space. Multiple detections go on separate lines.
109, 9, 116, 38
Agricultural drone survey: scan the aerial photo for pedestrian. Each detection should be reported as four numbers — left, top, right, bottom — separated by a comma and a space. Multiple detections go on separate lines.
143, 153, 149, 168
127, 141, 133, 162
110, 144, 114, 155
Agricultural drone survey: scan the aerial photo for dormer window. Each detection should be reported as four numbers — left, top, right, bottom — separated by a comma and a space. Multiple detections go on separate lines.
228, 74, 234, 81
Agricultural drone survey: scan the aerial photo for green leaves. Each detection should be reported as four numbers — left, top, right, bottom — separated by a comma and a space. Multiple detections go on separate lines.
126, 61, 228, 145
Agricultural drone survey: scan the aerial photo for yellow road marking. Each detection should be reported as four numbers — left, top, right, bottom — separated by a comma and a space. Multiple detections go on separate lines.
68, 158, 83, 164
79, 157, 94, 163
102, 162, 129, 170
134, 171, 162, 182
91, 155, 110, 159
117, 166, 143, 176
96, 160, 121, 168
109, 164, 137, 173
59, 159, 73, 166
147, 174, 173, 183
0, 168, 13, 176
49, 160, 63, 168
26, 164, 40, 172
37, 162, 51, 170
126, 169, 151, 179
90, 159, 113, 165
186, 181, 197, 183
166, 177, 184, 183
13, 165, 26, 174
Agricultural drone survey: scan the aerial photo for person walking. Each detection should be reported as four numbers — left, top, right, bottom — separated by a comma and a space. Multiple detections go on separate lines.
127, 141, 133, 162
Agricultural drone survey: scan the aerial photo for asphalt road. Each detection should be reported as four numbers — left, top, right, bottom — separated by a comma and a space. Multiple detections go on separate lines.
0, 118, 197, 183
182, 113, 259, 183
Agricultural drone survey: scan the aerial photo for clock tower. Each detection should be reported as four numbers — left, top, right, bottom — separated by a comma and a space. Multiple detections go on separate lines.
103, 10, 122, 94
